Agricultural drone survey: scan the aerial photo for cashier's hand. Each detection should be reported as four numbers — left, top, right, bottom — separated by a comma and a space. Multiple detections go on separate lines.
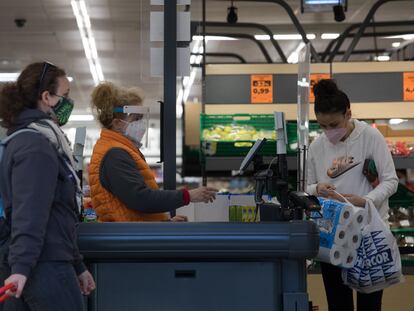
341, 194, 366, 208
171, 215, 188, 222
78, 270, 96, 296
189, 187, 218, 203
316, 183, 336, 198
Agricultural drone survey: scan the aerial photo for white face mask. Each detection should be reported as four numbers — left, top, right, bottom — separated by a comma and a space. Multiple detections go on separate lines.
121, 119, 147, 146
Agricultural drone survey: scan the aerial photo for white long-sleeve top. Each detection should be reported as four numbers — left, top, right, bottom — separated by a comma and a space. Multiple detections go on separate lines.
307, 119, 398, 222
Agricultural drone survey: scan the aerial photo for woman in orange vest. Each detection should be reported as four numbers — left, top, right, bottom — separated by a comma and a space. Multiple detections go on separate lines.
89, 82, 217, 222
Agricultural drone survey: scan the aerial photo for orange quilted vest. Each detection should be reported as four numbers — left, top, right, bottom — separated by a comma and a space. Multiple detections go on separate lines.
89, 129, 169, 222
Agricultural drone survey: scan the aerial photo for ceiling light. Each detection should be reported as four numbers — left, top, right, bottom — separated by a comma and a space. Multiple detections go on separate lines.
0, 73, 19, 82
384, 34, 414, 40
392, 42, 401, 48
68, 76, 74, 82
192, 35, 237, 41
273, 34, 316, 40
321, 33, 340, 39
255, 35, 271, 41
389, 118, 407, 125
306, 0, 339, 3
288, 42, 306, 64
195, 55, 203, 65
68, 114, 95, 122
71, 0, 104, 85
227, 1, 238, 24
375, 55, 390, 62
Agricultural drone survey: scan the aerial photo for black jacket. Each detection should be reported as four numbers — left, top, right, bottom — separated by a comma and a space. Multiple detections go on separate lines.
0, 109, 85, 278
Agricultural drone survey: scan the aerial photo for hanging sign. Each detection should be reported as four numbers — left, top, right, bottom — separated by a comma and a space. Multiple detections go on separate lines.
403, 72, 414, 101
310, 73, 331, 102
251, 74, 273, 104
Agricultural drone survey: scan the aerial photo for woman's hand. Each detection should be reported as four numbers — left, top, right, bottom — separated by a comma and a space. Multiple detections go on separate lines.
189, 187, 218, 203
342, 194, 366, 207
316, 183, 336, 197
171, 215, 188, 222
4, 274, 26, 298
78, 270, 96, 296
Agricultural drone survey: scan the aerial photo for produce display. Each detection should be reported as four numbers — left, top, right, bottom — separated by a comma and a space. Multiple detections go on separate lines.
387, 141, 414, 157
202, 125, 276, 141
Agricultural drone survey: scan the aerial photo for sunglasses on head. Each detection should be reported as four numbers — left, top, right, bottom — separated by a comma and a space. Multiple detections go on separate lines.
38, 61, 56, 96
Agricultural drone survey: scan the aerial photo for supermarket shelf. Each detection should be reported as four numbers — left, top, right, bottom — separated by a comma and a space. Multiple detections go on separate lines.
204, 156, 298, 172
203, 156, 414, 172
393, 157, 414, 169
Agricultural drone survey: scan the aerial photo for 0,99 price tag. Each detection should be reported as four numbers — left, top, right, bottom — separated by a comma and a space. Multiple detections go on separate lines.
251, 74, 273, 104
404, 72, 414, 101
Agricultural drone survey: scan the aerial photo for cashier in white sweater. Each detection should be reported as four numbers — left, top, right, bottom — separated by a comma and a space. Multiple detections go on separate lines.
306, 79, 398, 311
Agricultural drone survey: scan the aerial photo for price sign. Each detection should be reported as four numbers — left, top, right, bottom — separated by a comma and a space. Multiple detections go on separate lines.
310, 73, 330, 103
403, 72, 414, 101
251, 75, 273, 104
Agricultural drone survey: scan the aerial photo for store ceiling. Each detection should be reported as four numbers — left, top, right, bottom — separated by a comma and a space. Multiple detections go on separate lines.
0, 0, 413, 115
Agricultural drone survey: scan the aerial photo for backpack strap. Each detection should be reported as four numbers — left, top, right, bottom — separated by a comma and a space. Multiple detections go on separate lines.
1, 129, 39, 145
0, 129, 39, 161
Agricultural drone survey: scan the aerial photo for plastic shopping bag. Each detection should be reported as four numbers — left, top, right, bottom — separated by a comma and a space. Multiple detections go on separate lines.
342, 200, 404, 293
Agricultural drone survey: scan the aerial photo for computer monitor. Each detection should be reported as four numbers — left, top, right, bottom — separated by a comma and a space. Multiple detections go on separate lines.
238, 138, 267, 175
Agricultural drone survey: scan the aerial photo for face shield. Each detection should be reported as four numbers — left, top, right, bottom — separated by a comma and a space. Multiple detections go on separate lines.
113, 105, 150, 148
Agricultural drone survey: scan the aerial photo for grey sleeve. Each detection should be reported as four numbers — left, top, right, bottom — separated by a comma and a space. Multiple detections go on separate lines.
9, 140, 59, 278
100, 148, 184, 213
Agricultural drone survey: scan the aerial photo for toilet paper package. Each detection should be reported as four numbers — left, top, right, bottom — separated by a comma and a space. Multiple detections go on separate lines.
313, 198, 357, 266
342, 248, 357, 269
316, 244, 344, 266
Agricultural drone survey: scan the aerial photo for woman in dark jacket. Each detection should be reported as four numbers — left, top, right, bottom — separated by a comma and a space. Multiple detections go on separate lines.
0, 62, 95, 310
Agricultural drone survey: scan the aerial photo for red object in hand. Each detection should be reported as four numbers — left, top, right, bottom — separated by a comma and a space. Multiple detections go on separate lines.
0, 283, 16, 302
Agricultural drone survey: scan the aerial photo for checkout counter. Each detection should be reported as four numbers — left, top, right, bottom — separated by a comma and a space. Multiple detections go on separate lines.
78, 221, 319, 311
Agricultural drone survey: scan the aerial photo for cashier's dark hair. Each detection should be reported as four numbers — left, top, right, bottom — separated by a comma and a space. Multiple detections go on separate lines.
313, 79, 350, 115
0, 62, 65, 128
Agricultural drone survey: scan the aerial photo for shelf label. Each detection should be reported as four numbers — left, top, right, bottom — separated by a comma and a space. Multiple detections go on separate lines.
251, 74, 273, 104
310, 73, 331, 103
404, 72, 414, 101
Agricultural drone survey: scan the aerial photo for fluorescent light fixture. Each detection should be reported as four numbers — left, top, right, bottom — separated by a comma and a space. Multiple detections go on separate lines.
255, 35, 271, 41
273, 34, 315, 40
176, 88, 184, 106
389, 118, 407, 125
321, 33, 340, 39
305, 0, 339, 3
288, 42, 306, 64
0, 73, 19, 82
183, 88, 191, 102
384, 34, 414, 41
0, 73, 73, 83
192, 35, 237, 41
71, 0, 104, 85
375, 55, 390, 62
392, 42, 401, 48
195, 55, 203, 64
68, 114, 95, 122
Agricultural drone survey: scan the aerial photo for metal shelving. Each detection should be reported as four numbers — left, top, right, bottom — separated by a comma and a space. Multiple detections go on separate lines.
203, 156, 414, 172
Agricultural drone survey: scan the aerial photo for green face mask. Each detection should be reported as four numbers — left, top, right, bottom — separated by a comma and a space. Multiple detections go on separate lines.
52, 96, 74, 126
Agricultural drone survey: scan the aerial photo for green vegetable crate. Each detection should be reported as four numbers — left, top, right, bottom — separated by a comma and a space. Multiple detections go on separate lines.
200, 113, 321, 157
